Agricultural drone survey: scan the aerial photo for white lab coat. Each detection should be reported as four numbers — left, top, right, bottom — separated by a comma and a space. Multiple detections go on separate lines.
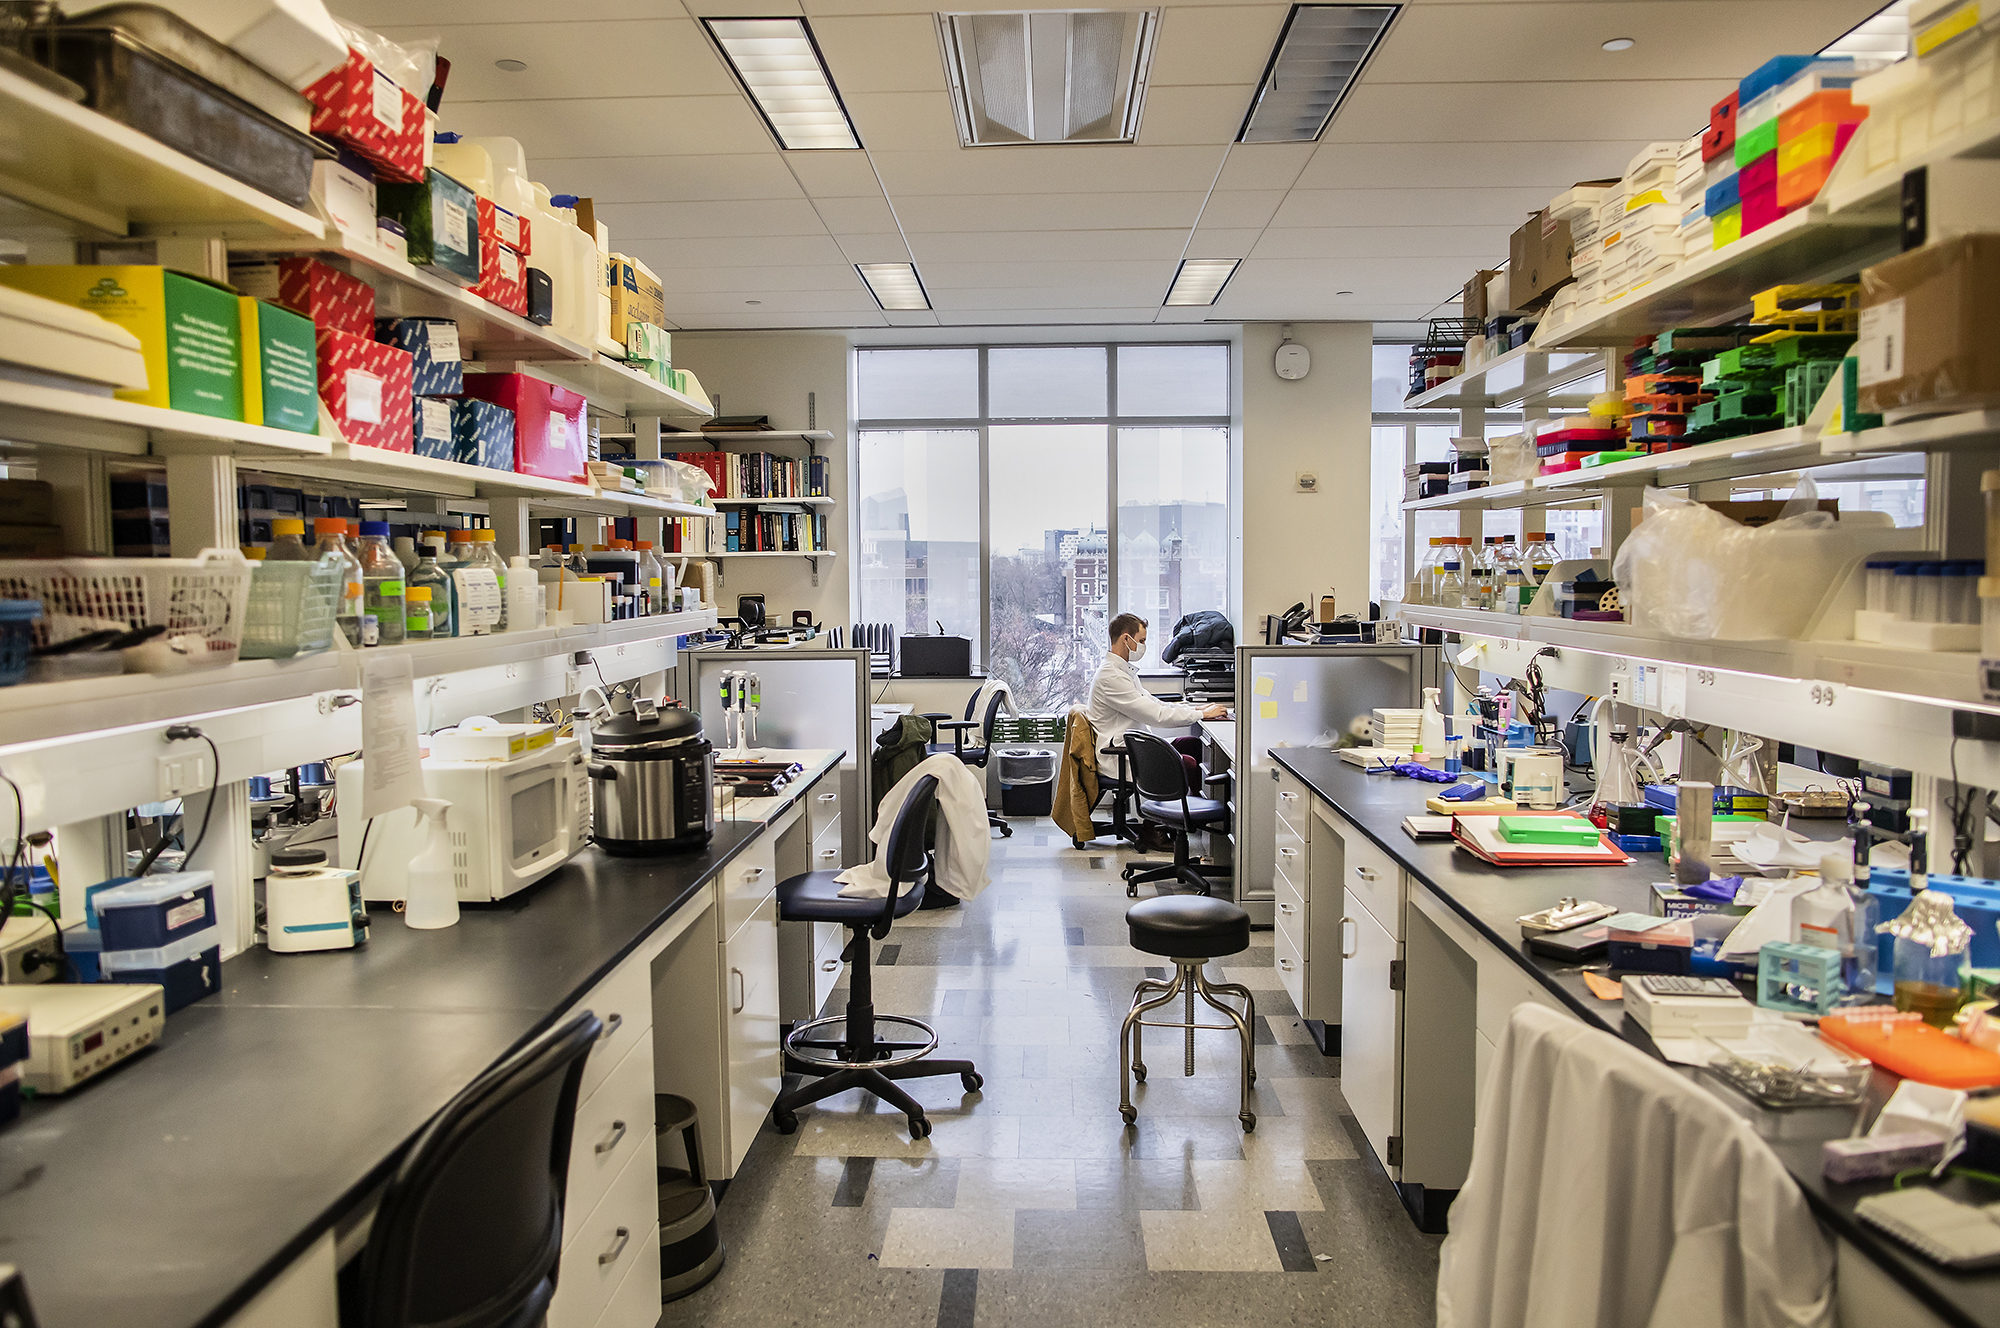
835, 754, 991, 902
1436, 1004, 1833, 1328
1084, 652, 1202, 778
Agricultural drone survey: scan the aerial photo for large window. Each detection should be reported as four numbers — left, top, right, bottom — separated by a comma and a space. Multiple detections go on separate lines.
857, 344, 1231, 710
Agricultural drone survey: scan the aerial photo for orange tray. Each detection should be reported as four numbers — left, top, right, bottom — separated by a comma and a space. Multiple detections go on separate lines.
1819, 1010, 2000, 1089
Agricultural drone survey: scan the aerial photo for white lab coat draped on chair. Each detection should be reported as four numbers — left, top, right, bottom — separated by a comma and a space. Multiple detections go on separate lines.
835, 754, 992, 901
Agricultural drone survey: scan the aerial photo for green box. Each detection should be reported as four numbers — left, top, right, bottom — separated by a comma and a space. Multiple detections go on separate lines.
1769, 333, 1856, 367
1839, 356, 1884, 433
1734, 120, 1777, 168
0, 265, 241, 417
376, 169, 480, 286
239, 298, 318, 434
1784, 360, 1841, 427
1496, 816, 1604, 846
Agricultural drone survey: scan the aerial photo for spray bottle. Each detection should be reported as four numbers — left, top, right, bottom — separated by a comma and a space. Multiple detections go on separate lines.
403, 799, 460, 930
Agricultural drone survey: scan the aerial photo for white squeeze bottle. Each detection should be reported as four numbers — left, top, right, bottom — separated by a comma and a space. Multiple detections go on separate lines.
403, 799, 460, 930
507, 556, 544, 629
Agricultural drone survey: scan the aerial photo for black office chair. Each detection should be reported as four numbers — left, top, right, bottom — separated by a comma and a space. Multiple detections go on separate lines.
357, 1008, 602, 1328
769, 775, 982, 1141
1120, 730, 1232, 899
921, 688, 1012, 837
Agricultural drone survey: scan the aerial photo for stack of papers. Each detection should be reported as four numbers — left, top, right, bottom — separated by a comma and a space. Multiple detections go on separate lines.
1455, 814, 1630, 866
1370, 708, 1422, 751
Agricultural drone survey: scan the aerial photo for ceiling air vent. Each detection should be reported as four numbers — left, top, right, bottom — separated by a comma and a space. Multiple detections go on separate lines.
938, 10, 1160, 146
1237, 4, 1398, 144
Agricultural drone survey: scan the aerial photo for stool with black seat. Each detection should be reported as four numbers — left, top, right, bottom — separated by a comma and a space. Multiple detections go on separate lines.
1118, 730, 1232, 899
920, 688, 1012, 838
1120, 894, 1258, 1132
769, 774, 983, 1141
355, 1007, 601, 1328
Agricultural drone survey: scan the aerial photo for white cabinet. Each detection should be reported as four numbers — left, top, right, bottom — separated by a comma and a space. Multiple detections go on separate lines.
1341, 888, 1401, 1174
724, 889, 782, 1173
548, 1128, 660, 1328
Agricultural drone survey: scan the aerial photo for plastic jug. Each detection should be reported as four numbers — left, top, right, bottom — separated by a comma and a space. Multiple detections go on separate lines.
533, 188, 601, 346
403, 799, 460, 930
508, 555, 545, 629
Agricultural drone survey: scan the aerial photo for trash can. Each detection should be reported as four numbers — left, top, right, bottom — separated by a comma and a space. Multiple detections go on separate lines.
998, 747, 1058, 816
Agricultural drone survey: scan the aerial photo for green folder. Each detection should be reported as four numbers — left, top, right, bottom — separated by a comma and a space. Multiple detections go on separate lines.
1496, 816, 1604, 846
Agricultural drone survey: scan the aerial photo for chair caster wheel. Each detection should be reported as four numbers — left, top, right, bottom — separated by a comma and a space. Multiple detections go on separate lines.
1120, 1105, 1137, 1124
773, 1109, 799, 1135
1073, 840, 1088, 850
1126, 885, 1138, 898
962, 1071, 984, 1092
1239, 1112, 1256, 1133
909, 1114, 933, 1140
1133, 1063, 1147, 1083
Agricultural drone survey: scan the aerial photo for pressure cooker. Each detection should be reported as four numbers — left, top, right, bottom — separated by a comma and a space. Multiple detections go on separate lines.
587, 698, 714, 854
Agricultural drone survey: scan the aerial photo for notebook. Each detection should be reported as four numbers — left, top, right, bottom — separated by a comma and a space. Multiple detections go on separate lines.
1403, 815, 1455, 840
1454, 814, 1631, 867
1855, 1188, 2000, 1269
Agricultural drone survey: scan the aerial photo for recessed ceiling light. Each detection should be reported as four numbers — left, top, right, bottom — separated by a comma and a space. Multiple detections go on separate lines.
1164, 258, 1240, 307
1601, 37, 1634, 51
1336, 289, 1355, 296
746, 299, 762, 305
495, 58, 528, 72
703, 17, 860, 150
938, 10, 1160, 146
856, 263, 930, 311
1238, 5, 1399, 143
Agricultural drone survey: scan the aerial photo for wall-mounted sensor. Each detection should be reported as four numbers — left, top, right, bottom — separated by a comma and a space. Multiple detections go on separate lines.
1275, 341, 1310, 380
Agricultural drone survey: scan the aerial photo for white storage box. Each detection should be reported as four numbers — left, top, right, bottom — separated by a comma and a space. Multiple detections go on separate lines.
168, 0, 346, 90
0, 286, 147, 393
428, 719, 558, 763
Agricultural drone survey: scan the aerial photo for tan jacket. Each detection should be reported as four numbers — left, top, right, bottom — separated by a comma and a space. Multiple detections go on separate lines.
1052, 709, 1101, 846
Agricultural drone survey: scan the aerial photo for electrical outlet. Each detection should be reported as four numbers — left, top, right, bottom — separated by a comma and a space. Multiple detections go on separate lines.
1296, 471, 1319, 493
157, 752, 209, 800
563, 669, 582, 695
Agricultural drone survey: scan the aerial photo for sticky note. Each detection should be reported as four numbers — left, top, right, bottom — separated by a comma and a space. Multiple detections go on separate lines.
1293, 681, 1308, 702
1259, 701, 1279, 719
1254, 676, 1275, 697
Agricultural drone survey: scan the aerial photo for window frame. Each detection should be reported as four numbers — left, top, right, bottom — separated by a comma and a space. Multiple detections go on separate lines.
855, 342, 1232, 672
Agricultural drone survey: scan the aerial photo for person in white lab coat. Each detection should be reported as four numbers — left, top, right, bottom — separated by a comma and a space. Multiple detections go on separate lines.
1085, 613, 1227, 782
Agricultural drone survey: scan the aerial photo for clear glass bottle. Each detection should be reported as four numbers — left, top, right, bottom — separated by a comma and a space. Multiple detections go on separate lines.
356, 521, 405, 647
1412, 536, 1444, 606
403, 585, 435, 641
1462, 538, 1489, 610
468, 529, 509, 630
410, 543, 456, 638
1883, 811, 1968, 1027
1525, 531, 1557, 586
634, 540, 663, 616
313, 517, 365, 647
267, 517, 313, 561
1434, 543, 1466, 609
392, 534, 420, 574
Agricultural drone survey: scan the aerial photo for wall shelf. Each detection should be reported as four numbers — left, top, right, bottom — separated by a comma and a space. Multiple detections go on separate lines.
0, 377, 332, 462
710, 550, 835, 559
526, 357, 712, 423
1403, 343, 1607, 410
709, 495, 833, 507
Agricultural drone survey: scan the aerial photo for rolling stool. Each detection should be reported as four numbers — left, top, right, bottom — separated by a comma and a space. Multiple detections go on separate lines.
656, 1094, 724, 1302
1119, 894, 1258, 1132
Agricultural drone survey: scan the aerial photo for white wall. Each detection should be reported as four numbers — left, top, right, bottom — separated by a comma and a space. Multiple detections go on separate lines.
1239, 322, 1374, 632
669, 331, 852, 629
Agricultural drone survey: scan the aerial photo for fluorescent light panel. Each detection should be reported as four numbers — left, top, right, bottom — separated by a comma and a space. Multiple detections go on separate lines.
1238, 4, 1399, 144
1821, 0, 1911, 61
857, 263, 931, 311
704, 17, 859, 150
1164, 259, 1239, 306
939, 10, 1160, 146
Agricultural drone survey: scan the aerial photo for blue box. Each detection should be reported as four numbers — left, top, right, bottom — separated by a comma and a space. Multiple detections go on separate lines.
1704, 173, 1740, 217
1739, 55, 1819, 102
450, 398, 513, 469
1868, 869, 2000, 976
100, 927, 220, 1014
0, 1010, 24, 1067
413, 396, 454, 459
1757, 941, 1844, 1015
94, 872, 216, 951
377, 317, 464, 397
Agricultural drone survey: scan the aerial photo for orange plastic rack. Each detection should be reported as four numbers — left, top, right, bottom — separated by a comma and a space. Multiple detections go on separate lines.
1819, 1009, 2000, 1090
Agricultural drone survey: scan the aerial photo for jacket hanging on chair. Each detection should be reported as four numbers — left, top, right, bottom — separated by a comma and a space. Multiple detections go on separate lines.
1052, 709, 1101, 845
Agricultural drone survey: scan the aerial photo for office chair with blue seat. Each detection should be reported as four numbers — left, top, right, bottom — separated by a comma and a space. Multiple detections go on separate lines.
769, 774, 982, 1141
920, 687, 1012, 837
1119, 730, 1232, 899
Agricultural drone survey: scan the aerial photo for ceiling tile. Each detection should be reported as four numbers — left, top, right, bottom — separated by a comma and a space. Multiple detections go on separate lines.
1184, 227, 1264, 257
1320, 80, 1733, 145
1268, 187, 1554, 229
528, 154, 801, 204
930, 284, 1167, 310
844, 91, 963, 152
338, 1, 660, 23
830, 232, 914, 263
882, 309, 942, 327
652, 264, 866, 294
443, 96, 773, 159
679, 311, 886, 329
811, 14, 948, 92
934, 308, 1170, 325
868, 146, 1226, 196
811, 195, 900, 234
1194, 189, 1286, 230
1219, 255, 1474, 304
672, 289, 883, 314
1214, 143, 1315, 192
785, 152, 887, 198
919, 259, 1174, 289
906, 229, 1192, 262
1251, 225, 1513, 260
622, 235, 851, 267
1136, 85, 1253, 147
591, 199, 830, 240
1297, 140, 1646, 191
379, 19, 736, 103
1148, 6, 1291, 86
693, 0, 805, 16
896, 192, 1209, 232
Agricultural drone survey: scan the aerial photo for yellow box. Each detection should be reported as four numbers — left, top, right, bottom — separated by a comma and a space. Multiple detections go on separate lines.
1777, 122, 1843, 176
0, 266, 240, 416
606, 253, 664, 341
1712, 204, 1743, 249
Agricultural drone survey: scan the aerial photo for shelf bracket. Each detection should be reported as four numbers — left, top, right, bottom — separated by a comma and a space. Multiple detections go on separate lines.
808, 554, 820, 587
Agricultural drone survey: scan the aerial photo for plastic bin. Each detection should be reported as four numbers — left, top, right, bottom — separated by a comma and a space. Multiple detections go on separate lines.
998, 747, 1058, 817
100, 926, 221, 1013
94, 872, 217, 951
0, 550, 253, 665
0, 598, 37, 686
240, 553, 342, 659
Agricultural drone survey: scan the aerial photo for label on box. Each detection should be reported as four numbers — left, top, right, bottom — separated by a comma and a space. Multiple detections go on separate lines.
371, 70, 403, 131
1541, 207, 1558, 238
165, 899, 206, 931
1856, 298, 1904, 387
548, 409, 574, 455
499, 248, 520, 281
452, 567, 503, 634
421, 397, 450, 439
346, 369, 383, 423
438, 201, 470, 257
495, 207, 521, 249
427, 323, 461, 363
320, 163, 375, 237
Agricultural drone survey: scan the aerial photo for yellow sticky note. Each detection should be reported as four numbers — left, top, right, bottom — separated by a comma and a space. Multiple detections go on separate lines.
1253, 676, 1275, 697
1259, 701, 1279, 719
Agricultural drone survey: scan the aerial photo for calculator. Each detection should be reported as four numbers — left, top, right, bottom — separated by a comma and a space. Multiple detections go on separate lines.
1639, 975, 1741, 998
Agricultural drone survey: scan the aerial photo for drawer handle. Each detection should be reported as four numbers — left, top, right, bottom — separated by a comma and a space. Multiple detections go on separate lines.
1278, 902, 1295, 916
731, 967, 746, 1014
595, 1120, 628, 1155
1342, 917, 1358, 959
817, 792, 837, 803
818, 848, 839, 860
1277, 847, 1298, 859
821, 959, 839, 973
743, 866, 765, 881
598, 1227, 631, 1266
1278, 791, 1297, 802
1354, 866, 1378, 881
1278, 958, 1295, 972
598, 1012, 622, 1042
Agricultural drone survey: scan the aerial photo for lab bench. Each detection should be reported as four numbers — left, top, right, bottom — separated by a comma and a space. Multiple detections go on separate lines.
1268, 748, 2000, 1328
0, 749, 846, 1328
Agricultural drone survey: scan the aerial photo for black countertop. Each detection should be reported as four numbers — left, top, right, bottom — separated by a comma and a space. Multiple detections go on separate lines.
0, 815, 775, 1328
1270, 748, 2000, 1328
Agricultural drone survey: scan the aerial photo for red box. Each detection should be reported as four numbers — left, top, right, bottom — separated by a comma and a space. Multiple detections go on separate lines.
492, 204, 531, 257
317, 326, 413, 453
470, 198, 528, 315
275, 256, 374, 339
303, 47, 425, 185
459, 373, 587, 482
1703, 90, 1738, 162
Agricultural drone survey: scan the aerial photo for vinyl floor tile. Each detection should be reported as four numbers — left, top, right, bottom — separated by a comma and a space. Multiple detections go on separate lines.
1140, 1208, 1286, 1272
953, 1157, 1078, 1209
1072, 1157, 1201, 1210
879, 1207, 1016, 1269
1191, 1158, 1328, 1211
1013, 1207, 1150, 1270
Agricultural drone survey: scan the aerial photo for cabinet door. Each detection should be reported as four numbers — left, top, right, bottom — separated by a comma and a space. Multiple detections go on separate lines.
1341, 893, 1401, 1175
724, 891, 782, 1173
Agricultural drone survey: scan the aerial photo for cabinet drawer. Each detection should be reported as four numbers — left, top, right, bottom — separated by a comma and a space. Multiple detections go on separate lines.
576, 952, 655, 1103
721, 834, 777, 940
1274, 820, 1307, 901
808, 827, 843, 876
565, 1038, 654, 1235
591, 1224, 663, 1328
1341, 830, 1401, 938
1274, 768, 1311, 840
1273, 871, 1307, 958
808, 782, 841, 845
1273, 918, 1306, 1013
725, 891, 783, 1172
1475, 944, 1572, 1042
551, 1131, 659, 1328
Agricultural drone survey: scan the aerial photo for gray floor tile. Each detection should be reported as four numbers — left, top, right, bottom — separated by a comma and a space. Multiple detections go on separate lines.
1014, 1207, 1150, 1271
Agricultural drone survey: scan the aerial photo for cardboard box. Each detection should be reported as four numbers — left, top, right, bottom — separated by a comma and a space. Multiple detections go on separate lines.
377, 317, 463, 397
377, 170, 480, 286
450, 398, 514, 469
458, 373, 587, 482
230, 257, 374, 339
310, 150, 377, 243
626, 321, 671, 365
606, 254, 665, 339
316, 326, 413, 452
1461, 269, 1503, 322
302, 47, 424, 185
1858, 234, 2000, 418
0, 266, 241, 417
1508, 211, 1573, 311
412, 395, 454, 459
470, 199, 527, 315
239, 299, 319, 434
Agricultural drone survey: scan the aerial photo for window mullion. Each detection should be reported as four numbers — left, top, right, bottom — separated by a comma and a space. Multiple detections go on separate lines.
1106, 342, 1119, 630
978, 347, 991, 674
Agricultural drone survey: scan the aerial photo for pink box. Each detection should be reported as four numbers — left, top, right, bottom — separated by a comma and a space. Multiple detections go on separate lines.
457, 373, 587, 482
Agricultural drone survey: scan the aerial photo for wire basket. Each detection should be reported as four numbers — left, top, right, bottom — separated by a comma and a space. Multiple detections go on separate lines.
0, 550, 254, 665
240, 554, 343, 659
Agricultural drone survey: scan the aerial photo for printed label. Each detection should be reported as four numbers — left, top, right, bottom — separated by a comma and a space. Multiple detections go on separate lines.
438, 200, 470, 256
496, 208, 521, 249
371, 70, 403, 131
1856, 298, 1905, 387
549, 410, 574, 454
165, 899, 206, 931
427, 323, 461, 363
324, 165, 375, 234
421, 398, 451, 439
452, 568, 503, 633
346, 369, 383, 424
499, 248, 520, 280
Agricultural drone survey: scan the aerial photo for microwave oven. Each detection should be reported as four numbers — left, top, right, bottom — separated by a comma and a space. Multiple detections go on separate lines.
336, 738, 589, 903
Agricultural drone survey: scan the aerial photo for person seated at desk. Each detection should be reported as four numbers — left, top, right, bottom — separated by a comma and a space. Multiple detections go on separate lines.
1087, 612, 1228, 791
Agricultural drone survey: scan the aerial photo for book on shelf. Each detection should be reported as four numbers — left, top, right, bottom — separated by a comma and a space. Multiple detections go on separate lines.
721, 507, 828, 553
665, 450, 828, 501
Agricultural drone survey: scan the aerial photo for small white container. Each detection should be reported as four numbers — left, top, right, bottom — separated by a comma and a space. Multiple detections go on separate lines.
1984, 578, 2000, 657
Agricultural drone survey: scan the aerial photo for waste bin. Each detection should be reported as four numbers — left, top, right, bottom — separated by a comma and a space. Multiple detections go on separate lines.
998, 747, 1058, 816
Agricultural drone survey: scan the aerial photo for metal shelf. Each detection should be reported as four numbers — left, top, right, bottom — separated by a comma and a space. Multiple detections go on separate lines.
709, 495, 833, 507
526, 357, 713, 423
1403, 343, 1607, 410
0, 377, 332, 461
1822, 409, 2000, 457
710, 550, 836, 559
